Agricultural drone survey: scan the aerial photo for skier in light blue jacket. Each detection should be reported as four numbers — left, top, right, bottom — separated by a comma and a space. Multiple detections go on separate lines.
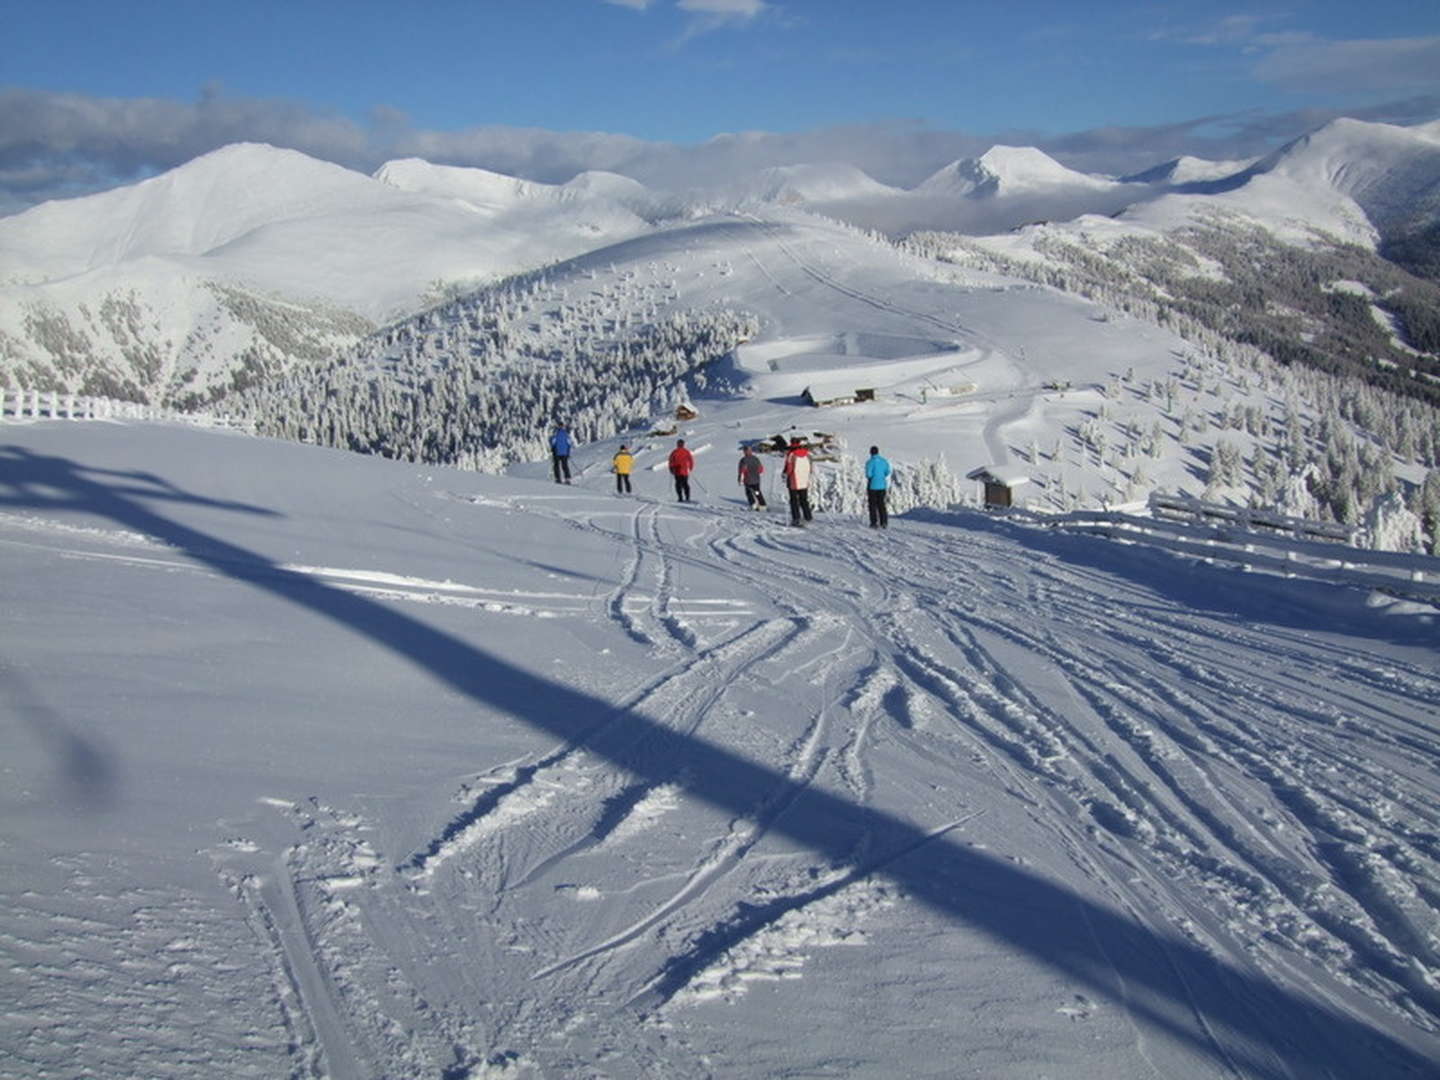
865, 446, 891, 529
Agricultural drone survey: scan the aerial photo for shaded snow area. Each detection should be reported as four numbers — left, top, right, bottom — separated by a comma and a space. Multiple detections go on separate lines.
3, 420, 1439, 1079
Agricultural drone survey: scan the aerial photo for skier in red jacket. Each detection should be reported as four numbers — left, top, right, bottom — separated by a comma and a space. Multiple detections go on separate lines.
668, 439, 695, 503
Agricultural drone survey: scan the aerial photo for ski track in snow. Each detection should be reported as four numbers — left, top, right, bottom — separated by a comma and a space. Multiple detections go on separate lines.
171, 473, 1440, 1077
8, 459, 1437, 1075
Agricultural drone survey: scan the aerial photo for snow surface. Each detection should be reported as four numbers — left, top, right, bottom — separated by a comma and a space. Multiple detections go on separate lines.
3, 414, 1438, 1079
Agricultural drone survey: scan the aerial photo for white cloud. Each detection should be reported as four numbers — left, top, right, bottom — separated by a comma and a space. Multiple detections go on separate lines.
602, 0, 766, 17
1254, 36, 1440, 93
602, 0, 770, 45
2, 87, 1438, 216
1152, 14, 1440, 97
1152, 13, 1281, 47
672, 0, 770, 44
678, 0, 767, 16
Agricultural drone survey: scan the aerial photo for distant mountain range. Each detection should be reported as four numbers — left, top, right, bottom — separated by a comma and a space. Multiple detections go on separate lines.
0, 117, 1437, 408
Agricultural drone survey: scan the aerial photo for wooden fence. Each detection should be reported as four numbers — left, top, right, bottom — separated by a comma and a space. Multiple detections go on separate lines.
1, 390, 250, 431
1147, 492, 1355, 544
1006, 494, 1438, 604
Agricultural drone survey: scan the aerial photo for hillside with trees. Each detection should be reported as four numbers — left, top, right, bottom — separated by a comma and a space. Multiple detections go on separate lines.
222, 270, 758, 472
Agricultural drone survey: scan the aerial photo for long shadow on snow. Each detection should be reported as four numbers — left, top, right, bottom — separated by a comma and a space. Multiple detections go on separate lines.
908, 506, 1440, 650
1, 444, 1434, 1078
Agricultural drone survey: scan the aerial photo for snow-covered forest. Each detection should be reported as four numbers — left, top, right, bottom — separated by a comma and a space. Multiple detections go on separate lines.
222, 267, 759, 472
905, 223, 1440, 551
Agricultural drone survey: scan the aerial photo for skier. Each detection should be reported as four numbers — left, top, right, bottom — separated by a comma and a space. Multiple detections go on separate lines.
865, 445, 891, 529
612, 444, 634, 495
550, 425, 573, 484
668, 439, 695, 503
782, 437, 813, 526
738, 445, 767, 510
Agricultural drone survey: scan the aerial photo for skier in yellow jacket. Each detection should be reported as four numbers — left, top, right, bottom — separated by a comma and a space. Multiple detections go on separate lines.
612, 445, 634, 495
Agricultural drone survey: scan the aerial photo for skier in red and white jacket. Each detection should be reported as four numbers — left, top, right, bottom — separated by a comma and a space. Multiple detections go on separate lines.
782, 438, 813, 526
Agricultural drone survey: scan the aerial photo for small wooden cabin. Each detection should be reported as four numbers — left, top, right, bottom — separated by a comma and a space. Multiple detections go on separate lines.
801, 385, 854, 407
802, 385, 874, 407
966, 465, 1032, 508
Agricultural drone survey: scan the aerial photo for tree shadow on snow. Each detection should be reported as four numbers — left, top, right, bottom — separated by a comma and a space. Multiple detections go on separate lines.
1, 444, 1435, 1078
3, 668, 119, 814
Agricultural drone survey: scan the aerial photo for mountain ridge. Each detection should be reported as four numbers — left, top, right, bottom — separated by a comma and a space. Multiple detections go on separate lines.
1, 121, 1437, 417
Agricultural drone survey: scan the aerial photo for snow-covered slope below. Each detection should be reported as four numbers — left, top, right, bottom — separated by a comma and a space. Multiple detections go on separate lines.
2, 418, 1437, 1079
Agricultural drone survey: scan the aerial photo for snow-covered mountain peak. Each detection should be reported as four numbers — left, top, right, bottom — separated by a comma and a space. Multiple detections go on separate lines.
562, 170, 651, 199
919, 146, 1115, 198
1260, 117, 1436, 189
373, 158, 555, 208
1122, 155, 1254, 186
1248, 116, 1440, 235
0, 142, 378, 273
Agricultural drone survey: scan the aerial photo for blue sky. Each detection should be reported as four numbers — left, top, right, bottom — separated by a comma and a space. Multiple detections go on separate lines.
2, 0, 1439, 210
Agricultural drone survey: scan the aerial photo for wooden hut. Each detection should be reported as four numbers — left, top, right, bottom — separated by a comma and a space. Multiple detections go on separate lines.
966, 465, 1031, 508
801, 384, 856, 407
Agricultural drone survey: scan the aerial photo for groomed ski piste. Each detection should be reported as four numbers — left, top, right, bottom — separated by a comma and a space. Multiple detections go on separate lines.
3, 405, 1438, 1078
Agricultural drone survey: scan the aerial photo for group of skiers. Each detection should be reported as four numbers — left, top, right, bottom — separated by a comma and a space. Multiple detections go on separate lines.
553, 424, 892, 529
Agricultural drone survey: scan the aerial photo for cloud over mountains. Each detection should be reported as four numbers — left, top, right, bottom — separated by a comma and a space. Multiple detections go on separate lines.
2, 85, 1438, 217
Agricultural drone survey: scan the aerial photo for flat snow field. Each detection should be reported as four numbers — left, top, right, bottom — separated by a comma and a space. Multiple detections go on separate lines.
2, 420, 1439, 1079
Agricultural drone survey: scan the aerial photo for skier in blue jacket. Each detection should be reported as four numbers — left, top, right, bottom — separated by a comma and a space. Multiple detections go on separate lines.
550, 425, 573, 484
865, 446, 891, 529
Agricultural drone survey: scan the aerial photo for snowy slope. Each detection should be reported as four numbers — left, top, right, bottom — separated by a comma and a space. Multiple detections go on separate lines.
1118, 117, 1440, 247
3, 418, 1437, 1079
290, 201, 1437, 529
0, 144, 656, 403
330, 204, 1199, 498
